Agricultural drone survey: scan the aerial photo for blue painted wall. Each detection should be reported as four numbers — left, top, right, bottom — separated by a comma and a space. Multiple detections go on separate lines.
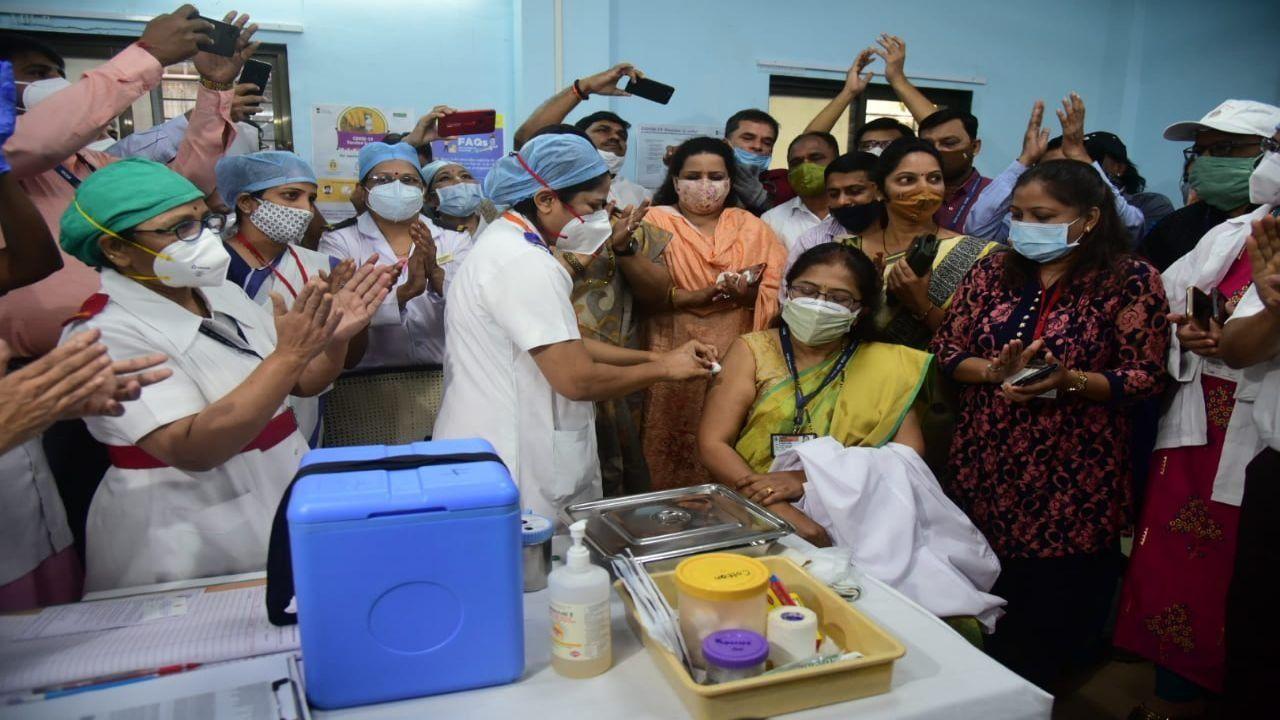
4, 0, 1277, 202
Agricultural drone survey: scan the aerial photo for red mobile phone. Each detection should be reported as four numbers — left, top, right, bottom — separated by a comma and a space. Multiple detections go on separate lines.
437, 110, 496, 137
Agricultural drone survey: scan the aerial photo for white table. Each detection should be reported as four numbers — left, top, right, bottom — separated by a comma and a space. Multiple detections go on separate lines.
320, 543, 1051, 720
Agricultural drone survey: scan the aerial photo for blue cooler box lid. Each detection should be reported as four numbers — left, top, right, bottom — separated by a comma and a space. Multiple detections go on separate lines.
288, 438, 517, 524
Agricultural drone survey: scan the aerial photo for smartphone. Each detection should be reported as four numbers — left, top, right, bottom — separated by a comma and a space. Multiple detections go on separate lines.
1011, 363, 1060, 387
905, 234, 940, 277
437, 110, 496, 137
623, 77, 675, 105
238, 59, 272, 93
1186, 286, 1213, 329
1210, 287, 1230, 326
195, 15, 241, 57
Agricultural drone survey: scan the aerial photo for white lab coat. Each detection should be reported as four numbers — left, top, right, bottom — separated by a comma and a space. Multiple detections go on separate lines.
61, 270, 310, 592
225, 241, 339, 447
0, 440, 73, 586
1227, 284, 1280, 454
319, 213, 473, 367
773, 437, 1005, 631
1156, 204, 1273, 505
433, 213, 600, 521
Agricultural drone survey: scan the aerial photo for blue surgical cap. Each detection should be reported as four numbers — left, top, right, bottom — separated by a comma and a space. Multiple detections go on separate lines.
482, 134, 608, 206
358, 142, 425, 182
215, 151, 317, 202
420, 160, 452, 191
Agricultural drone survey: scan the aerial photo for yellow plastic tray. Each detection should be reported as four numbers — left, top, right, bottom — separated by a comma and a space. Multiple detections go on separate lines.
616, 555, 905, 720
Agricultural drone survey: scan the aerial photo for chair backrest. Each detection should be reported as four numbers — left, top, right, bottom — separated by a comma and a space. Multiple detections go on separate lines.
321, 365, 444, 447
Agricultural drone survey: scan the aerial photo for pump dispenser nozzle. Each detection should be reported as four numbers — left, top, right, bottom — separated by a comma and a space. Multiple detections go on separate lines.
567, 519, 590, 570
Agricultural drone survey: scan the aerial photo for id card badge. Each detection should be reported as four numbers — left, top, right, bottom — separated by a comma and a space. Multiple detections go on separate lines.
772, 433, 817, 457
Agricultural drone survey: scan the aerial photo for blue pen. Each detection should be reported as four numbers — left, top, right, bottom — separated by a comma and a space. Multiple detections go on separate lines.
45, 673, 156, 700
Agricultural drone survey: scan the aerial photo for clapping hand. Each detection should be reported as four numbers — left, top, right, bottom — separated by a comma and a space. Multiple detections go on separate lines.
193, 11, 261, 85
1056, 93, 1090, 164
872, 34, 908, 81
610, 201, 650, 252
330, 258, 395, 343
271, 279, 341, 365
984, 338, 1042, 384
842, 48, 876, 97
73, 352, 173, 419
1018, 100, 1050, 167
1246, 214, 1280, 318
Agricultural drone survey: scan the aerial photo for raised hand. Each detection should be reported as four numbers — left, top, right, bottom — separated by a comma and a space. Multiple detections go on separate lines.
609, 201, 650, 252
138, 4, 214, 68
1018, 100, 1050, 167
577, 63, 644, 97
193, 11, 261, 85
1246, 214, 1280, 318
873, 34, 907, 81
843, 48, 876, 96
405, 105, 458, 146
229, 82, 265, 123
1056, 92, 1089, 163
271, 279, 341, 364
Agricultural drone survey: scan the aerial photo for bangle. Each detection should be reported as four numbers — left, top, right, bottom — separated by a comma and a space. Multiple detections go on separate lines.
199, 77, 234, 91
572, 79, 589, 101
562, 252, 587, 278
668, 286, 678, 309
1064, 370, 1088, 394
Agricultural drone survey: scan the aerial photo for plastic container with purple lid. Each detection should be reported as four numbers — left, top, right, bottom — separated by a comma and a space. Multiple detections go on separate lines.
701, 629, 769, 683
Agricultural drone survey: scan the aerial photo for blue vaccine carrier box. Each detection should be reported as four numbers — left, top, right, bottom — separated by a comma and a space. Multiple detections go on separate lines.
287, 439, 524, 709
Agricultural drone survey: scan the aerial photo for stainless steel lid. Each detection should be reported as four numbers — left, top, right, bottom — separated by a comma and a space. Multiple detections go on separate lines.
562, 484, 794, 564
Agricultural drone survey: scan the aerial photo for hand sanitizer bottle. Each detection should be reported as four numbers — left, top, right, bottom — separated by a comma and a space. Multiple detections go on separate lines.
549, 520, 612, 678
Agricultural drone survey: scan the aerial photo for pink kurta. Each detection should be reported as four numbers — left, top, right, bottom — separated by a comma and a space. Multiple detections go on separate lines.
0, 44, 233, 358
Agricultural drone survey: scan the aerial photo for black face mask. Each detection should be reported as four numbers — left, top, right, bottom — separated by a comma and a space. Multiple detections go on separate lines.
830, 201, 883, 234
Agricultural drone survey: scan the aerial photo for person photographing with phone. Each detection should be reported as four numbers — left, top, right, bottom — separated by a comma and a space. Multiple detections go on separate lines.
928, 159, 1170, 691
639, 136, 787, 490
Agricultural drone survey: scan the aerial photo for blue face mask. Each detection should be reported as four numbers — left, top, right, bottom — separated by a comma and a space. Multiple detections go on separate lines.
1009, 217, 1081, 263
434, 182, 484, 217
733, 146, 772, 174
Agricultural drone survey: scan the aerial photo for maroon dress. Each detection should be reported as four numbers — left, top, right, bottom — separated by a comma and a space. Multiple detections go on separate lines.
1112, 251, 1253, 692
929, 253, 1171, 559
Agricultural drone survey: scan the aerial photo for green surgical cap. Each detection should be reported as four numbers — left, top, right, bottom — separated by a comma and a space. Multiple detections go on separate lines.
59, 157, 205, 267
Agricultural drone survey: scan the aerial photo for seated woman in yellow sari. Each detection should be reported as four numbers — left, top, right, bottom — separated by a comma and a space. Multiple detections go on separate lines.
699, 243, 929, 543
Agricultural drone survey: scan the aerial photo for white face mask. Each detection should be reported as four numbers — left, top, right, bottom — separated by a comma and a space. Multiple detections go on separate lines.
781, 297, 858, 345
18, 77, 72, 111
149, 228, 232, 288
1249, 150, 1280, 205
250, 199, 315, 245
865, 146, 885, 157
557, 208, 613, 255
598, 149, 626, 174
366, 182, 425, 222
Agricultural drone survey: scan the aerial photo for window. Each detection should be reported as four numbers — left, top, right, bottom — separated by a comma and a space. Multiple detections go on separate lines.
767, 75, 973, 166
23, 30, 294, 152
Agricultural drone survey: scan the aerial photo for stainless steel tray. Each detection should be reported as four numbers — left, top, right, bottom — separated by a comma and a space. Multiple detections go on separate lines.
562, 484, 794, 565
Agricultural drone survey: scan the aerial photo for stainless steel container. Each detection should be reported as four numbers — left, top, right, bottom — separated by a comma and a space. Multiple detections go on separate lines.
562, 484, 794, 569
520, 513, 553, 592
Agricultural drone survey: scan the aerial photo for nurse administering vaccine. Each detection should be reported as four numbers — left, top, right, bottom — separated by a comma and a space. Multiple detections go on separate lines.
58, 158, 392, 591
433, 133, 718, 520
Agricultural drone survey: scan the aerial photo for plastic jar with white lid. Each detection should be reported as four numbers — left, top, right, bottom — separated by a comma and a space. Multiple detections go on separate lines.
674, 553, 769, 668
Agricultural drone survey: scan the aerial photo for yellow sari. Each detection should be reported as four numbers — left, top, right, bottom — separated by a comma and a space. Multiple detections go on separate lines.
734, 331, 932, 474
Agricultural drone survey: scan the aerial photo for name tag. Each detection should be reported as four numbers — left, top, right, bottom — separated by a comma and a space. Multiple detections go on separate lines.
436, 252, 454, 266
772, 433, 817, 457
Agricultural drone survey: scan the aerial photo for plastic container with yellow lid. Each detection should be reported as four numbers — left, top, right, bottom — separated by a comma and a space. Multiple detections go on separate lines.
674, 554, 770, 668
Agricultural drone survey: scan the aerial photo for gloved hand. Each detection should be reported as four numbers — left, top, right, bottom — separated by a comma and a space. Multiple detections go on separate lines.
0, 61, 15, 175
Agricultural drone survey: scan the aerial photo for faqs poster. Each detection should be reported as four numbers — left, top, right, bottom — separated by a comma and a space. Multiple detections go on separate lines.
429, 113, 505, 183
312, 104, 415, 222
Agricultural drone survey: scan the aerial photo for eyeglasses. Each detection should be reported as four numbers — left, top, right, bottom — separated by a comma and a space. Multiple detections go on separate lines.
131, 212, 227, 242
787, 282, 861, 311
365, 173, 425, 189
1263, 137, 1280, 154
1182, 140, 1263, 161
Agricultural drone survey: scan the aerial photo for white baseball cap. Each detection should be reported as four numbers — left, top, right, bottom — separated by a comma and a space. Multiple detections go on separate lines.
1164, 99, 1280, 141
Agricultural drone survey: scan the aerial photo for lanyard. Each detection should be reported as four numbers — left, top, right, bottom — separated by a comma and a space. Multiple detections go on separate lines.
1032, 281, 1065, 340
236, 234, 309, 299
198, 324, 264, 360
502, 211, 551, 254
779, 323, 858, 432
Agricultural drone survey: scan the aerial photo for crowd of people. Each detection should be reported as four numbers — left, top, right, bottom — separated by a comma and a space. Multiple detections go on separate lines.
1, 6, 1278, 716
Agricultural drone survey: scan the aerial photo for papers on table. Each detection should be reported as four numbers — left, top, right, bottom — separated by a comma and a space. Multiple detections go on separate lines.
16, 590, 198, 640
0, 585, 298, 694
